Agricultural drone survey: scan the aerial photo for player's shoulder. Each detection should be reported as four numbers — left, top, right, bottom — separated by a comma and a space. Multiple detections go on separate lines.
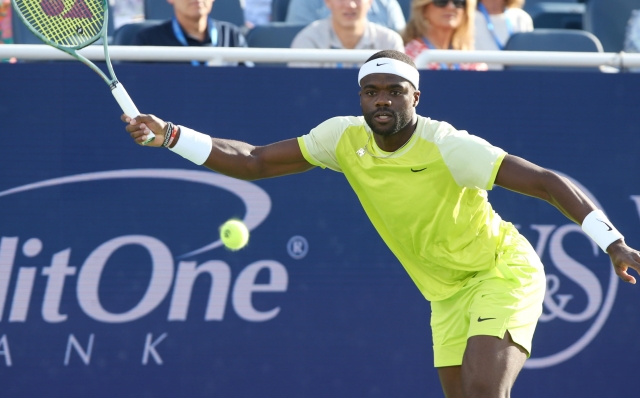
417, 116, 460, 140
313, 116, 365, 133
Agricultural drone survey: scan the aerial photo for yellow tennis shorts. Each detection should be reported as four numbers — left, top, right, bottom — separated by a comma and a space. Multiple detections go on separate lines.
430, 231, 546, 368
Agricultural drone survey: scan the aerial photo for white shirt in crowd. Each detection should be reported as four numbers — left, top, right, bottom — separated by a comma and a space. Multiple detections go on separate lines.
289, 18, 404, 68
244, 0, 273, 26
474, 7, 533, 70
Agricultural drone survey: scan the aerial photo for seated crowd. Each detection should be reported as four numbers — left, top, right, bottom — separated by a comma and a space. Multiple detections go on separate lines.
0, 0, 535, 68
120, 0, 535, 70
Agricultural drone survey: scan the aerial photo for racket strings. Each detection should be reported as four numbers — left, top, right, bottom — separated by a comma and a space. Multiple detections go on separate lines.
15, 0, 105, 48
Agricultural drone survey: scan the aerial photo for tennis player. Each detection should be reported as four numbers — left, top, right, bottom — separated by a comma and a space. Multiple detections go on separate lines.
122, 50, 640, 398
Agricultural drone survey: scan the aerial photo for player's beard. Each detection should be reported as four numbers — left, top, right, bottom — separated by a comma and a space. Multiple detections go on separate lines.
362, 107, 413, 137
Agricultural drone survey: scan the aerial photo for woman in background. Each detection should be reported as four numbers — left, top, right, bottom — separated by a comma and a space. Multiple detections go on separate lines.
475, 0, 533, 69
403, 0, 486, 70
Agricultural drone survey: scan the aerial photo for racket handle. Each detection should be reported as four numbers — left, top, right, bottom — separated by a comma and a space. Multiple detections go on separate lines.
111, 82, 156, 146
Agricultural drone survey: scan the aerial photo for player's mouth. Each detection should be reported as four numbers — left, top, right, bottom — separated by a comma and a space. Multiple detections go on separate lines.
373, 111, 394, 123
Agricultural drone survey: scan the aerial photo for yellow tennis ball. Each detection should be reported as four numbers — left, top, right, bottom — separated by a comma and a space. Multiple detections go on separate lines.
220, 219, 249, 251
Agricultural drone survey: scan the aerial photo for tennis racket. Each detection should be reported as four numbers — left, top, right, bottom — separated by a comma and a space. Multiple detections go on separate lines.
11, 0, 155, 145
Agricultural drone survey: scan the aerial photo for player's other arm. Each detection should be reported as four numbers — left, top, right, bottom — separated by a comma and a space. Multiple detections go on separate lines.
495, 154, 640, 283
123, 114, 315, 180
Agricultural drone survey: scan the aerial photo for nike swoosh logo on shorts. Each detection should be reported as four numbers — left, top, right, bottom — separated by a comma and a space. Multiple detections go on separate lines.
411, 167, 427, 172
477, 317, 496, 322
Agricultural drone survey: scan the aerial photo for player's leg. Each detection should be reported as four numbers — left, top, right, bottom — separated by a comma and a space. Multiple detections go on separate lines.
436, 332, 527, 398
437, 366, 463, 398
431, 288, 472, 398
461, 331, 527, 398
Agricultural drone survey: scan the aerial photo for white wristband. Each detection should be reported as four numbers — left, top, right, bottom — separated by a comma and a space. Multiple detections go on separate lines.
581, 210, 624, 253
169, 126, 213, 165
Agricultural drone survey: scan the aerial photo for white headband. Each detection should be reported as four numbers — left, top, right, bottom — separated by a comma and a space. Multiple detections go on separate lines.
358, 58, 420, 90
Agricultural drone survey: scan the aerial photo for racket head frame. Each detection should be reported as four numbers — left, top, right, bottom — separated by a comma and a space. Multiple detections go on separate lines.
10, 0, 115, 84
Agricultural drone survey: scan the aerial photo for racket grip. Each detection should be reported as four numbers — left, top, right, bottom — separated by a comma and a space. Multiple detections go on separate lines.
111, 82, 156, 146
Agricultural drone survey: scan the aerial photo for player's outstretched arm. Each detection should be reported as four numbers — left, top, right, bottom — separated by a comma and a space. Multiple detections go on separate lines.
122, 114, 315, 180
495, 154, 640, 284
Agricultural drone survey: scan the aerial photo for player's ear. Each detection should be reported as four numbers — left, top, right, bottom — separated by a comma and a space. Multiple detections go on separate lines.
413, 90, 420, 107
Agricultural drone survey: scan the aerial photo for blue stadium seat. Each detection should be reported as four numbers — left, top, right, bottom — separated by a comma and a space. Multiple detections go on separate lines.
245, 23, 305, 67
397, 0, 411, 21
523, 2, 585, 30
245, 23, 305, 48
11, 14, 40, 44
112, 20, 163, 45
143, 0, 172, 20
12, 4, 115, 44
271, 0, 290, 22
144, 0, 245, 26
583, 0, 640, 52
504, 29, 603, 71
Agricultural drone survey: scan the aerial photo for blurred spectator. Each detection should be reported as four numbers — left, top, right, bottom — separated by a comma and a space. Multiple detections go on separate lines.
403, 0, 486, 70
290, 0, 404, 68
244, 0, 272, 27
286, 0, 406, 32
132, 0, 250, 66
624, 9, 640, 72
111, 0, 144, 29
0, 0, 15, 63
474, 0, 532, 70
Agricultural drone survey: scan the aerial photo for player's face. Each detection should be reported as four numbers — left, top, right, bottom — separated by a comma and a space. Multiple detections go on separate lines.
169, 0, 215, 20
325, 0, 372, 29
359, 74, 420, 137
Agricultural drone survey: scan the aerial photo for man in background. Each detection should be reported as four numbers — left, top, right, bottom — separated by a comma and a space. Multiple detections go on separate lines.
287, 0, 406, 32
133, 0, 249, 66
289, 0, 404, 68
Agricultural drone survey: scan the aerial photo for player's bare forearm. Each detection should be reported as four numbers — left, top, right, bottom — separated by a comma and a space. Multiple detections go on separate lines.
494, 155, 596, 224
495, 155, 640, 283
122, 114, 314, 180
202, 137, 315, 180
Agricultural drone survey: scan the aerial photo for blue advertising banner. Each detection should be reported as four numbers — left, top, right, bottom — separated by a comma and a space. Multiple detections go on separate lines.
0, 63, 639, 397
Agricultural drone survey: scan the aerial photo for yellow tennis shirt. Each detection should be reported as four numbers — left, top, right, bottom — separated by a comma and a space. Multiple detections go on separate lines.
298, 115, 517, 302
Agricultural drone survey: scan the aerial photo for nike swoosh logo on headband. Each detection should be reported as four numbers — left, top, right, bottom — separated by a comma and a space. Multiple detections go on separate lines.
376, 63, 388, 66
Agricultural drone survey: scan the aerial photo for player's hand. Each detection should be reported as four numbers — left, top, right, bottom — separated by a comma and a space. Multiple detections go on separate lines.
121, 114, 167, 147
607, 240, 640, 284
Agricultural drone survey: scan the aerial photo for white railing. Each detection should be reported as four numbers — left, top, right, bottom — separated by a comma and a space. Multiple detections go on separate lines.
1, 45, 640, 69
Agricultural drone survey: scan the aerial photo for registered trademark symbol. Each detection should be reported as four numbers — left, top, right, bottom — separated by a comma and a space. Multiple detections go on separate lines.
287, 235, 308, 259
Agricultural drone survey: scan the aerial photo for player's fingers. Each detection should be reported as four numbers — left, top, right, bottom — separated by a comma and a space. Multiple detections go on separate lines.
120, 114, 130, 123
129, 114, 155, 125
129, 130, 147, 140
615, 264, 636, 284
131, 131, 153, 145
625, 258, 640, 283
125, 123, 143, 133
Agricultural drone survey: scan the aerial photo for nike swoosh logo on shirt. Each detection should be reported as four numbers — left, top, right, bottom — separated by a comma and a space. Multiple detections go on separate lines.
477, 317, 496, 322
411, 167, 427, 172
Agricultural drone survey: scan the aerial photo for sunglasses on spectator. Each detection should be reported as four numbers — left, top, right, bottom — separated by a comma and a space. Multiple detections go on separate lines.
432, 0, 466, 8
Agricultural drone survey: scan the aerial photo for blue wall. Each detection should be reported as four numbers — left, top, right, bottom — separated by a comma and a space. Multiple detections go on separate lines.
0, 63, 639, 397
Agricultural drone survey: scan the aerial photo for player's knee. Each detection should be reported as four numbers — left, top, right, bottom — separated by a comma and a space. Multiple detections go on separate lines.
462, 376, 497, 398
461, 366, 510, 398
